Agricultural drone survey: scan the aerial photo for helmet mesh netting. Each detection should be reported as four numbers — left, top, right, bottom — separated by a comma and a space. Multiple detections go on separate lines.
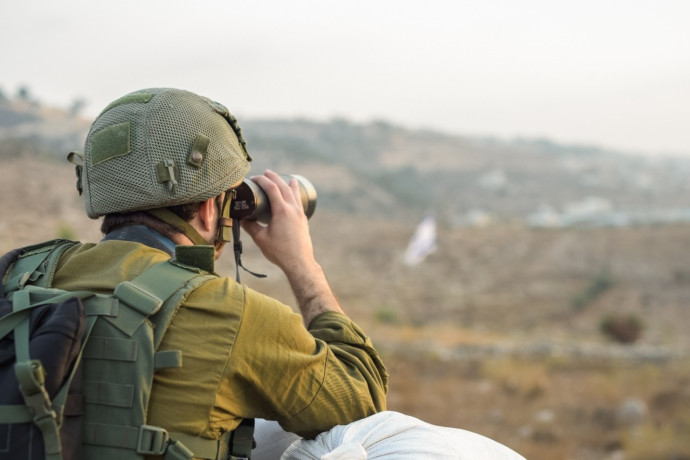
84, 89, 249, 216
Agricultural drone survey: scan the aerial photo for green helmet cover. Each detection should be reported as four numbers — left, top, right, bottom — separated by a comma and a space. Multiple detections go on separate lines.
79, 88, 251, 218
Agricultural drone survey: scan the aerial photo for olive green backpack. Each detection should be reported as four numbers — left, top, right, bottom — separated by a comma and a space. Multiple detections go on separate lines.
0, 239, 254, 460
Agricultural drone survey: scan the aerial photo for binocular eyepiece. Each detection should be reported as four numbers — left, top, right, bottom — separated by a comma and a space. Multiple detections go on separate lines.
230, 174, 317, 224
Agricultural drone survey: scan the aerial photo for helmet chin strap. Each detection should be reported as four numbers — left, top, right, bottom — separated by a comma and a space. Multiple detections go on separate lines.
147, 208, 209, 246
216, 190, 235, 246
148, 195, 266, 282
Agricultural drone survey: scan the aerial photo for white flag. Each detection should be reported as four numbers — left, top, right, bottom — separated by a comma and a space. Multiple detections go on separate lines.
403, 214, 437, 266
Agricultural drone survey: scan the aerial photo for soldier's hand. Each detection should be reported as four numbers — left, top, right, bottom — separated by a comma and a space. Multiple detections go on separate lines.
240, 170, 316, 274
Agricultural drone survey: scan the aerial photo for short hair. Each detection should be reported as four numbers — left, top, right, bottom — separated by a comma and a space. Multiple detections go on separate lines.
100, 202, 203, 238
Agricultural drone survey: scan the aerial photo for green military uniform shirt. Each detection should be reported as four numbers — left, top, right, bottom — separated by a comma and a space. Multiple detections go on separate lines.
51, 239, 388, 441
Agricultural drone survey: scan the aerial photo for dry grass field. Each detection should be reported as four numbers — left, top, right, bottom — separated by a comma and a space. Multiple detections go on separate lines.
2, 155, 689, 459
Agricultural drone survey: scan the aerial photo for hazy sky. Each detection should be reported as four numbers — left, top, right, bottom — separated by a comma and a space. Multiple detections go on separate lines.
2, 0, 689, 155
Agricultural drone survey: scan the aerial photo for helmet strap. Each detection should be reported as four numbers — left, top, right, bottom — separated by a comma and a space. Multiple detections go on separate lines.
217, 190, 235, 244
146, 208, 209, 246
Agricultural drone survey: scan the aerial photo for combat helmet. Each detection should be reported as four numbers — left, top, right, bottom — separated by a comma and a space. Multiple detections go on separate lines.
69, 88, 251, 245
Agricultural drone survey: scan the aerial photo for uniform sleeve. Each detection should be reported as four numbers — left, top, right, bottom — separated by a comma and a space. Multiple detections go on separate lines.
225, 287, 388, 438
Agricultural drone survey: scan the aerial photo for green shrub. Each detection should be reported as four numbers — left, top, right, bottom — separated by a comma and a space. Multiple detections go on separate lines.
572, 272, 614, 311
56, 222, 77, 240
600, 313, 643, 344
374, 306, 399, 325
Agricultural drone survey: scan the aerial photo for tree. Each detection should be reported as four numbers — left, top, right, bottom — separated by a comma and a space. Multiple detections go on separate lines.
16, 85, 31, 101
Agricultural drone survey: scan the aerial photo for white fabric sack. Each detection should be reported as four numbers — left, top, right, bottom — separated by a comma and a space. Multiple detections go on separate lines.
321, 442, 368, 460
280, 411, 526, 460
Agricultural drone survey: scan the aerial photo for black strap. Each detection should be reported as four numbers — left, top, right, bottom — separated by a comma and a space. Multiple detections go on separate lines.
231, 222, 266, 283
229, 418, 255, 459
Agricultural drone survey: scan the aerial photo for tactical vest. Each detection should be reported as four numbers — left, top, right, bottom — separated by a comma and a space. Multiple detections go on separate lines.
0, 239, 254, 459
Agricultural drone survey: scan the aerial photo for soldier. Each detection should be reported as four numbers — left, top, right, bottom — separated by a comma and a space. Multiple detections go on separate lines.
47, 87, 387, 458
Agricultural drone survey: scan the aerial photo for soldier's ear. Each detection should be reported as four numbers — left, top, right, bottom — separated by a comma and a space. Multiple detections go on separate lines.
197, 196, 219, 234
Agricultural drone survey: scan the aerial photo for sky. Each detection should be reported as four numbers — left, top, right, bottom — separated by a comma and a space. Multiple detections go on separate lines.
2, 0, 689, 156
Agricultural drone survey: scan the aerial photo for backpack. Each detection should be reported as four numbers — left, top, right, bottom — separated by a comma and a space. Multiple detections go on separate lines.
0, 239, 255, 459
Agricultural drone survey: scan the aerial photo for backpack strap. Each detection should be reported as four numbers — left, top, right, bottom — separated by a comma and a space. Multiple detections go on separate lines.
14, 360, 64, 460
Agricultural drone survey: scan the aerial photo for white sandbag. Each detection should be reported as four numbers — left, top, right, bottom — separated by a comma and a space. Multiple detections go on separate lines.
321, 442, 367, 460
281, 411, 526, 460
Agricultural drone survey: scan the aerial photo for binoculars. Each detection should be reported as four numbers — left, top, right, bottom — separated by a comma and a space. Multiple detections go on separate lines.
230, 174, 317, 224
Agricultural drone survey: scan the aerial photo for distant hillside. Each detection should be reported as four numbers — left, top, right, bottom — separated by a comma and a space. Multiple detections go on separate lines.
0, 96, 90, 154
3, 96, 690, 225
241, 119, 690, 225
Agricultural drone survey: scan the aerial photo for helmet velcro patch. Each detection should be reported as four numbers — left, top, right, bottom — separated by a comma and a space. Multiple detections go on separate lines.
91, 122, 131, 166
